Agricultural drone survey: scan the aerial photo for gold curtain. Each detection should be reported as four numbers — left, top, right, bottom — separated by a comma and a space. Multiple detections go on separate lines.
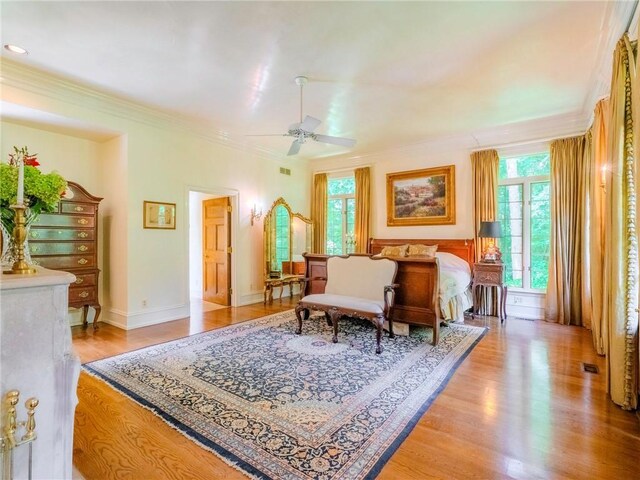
471, 149, 499, 315
471, 149, 499, 262
545, 135, 587, 326
589, 99, 609, 354
603, 35, 637, 410
311, 173, 327, 254
354, 167, 371, 254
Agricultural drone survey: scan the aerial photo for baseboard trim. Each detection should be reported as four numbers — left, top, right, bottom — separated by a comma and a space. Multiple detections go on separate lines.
104, 304, 190, 330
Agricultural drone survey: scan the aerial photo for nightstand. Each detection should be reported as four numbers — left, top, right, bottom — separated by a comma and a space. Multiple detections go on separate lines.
471, 262, 507, 323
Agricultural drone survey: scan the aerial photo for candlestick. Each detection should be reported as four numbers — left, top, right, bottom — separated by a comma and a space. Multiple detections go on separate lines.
17, 157, 24, 205
3, 205, 37, 275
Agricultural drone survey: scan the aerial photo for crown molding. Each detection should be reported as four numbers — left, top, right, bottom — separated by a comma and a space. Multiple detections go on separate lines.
581, 0, 638, 119
321, 110, 589, 165
0, 58, 288, 163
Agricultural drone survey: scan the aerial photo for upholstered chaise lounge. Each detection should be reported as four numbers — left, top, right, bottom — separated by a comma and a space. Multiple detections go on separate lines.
294, 254, 398, 354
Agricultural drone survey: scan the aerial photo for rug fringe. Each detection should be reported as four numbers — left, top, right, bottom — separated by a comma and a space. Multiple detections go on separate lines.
81, 368, 262, 480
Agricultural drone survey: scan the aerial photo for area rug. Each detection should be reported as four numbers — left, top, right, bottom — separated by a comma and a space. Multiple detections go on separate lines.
84, 310, 486, 479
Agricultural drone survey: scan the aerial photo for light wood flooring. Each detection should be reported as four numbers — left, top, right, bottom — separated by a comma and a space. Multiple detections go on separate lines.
72, 299, 640, 479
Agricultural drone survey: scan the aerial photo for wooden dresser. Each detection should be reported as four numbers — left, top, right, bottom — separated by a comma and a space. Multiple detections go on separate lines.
29, 181, 103, 329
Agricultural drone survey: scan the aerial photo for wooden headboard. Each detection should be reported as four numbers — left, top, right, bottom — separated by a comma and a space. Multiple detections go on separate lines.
367, 238, 475, 266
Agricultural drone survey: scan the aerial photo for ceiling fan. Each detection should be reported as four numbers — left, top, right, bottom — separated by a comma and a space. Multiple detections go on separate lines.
249, 76, 356, 156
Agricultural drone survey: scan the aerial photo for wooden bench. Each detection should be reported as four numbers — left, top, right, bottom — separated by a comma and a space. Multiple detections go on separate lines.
294, 254, 398, 354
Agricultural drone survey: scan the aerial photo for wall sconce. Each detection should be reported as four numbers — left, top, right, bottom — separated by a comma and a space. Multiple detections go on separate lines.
250, 204, 263, 226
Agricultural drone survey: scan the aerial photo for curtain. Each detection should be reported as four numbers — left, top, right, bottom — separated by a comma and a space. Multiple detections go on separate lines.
545, 135, 587, 326
471, 149, 499, 261
589, 99, 609, 354
311, 173, 327, 254
354, 167, 371, 254
471, 149, 499, 315
603, 35, 637, 410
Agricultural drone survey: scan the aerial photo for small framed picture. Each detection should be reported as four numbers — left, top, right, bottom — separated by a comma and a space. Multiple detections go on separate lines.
143, 201, 176, 229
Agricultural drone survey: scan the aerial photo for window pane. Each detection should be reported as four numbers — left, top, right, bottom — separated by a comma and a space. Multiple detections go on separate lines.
328, 177, 355, 196
326, 199, 344, 255
498, 184, 524, 288
499, 153, 551, 180
530, 181, 550, 289
346, 198, 356, 254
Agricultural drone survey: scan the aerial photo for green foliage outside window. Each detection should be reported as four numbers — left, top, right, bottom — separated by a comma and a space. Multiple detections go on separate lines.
326, 177, 356, 255
498, 153, 550, 290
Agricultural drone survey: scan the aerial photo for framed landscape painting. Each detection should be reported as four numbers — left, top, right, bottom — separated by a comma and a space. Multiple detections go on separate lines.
386, 165, 456, 226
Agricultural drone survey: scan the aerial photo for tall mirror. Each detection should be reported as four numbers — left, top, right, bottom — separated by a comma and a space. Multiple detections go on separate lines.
264, 198, 313, 278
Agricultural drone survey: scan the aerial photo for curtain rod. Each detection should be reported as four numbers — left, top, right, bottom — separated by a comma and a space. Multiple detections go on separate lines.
313, 164, 372, 176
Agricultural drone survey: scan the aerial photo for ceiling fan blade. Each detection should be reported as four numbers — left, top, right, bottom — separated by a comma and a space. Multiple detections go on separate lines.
300, 115, 322, 133
313, 134, 356, 148
287, 140, 302, 156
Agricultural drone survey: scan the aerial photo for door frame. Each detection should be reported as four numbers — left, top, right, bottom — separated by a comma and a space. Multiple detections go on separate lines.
185, 185, 239, 307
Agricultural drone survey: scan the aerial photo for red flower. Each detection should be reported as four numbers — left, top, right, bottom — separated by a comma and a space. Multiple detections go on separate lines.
24, 154, 40, 167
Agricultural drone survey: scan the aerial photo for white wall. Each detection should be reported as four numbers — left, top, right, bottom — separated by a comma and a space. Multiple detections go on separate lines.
1, 61, 311, 329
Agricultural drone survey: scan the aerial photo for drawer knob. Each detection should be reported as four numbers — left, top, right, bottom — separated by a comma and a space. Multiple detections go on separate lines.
78, 232, 88, 238
77, 219, 88, 225
78, 245, 88, 252
74, 206, 85, 212
79, 291, 89, 298
78, 258, 88, 265
75, 278, 84, 285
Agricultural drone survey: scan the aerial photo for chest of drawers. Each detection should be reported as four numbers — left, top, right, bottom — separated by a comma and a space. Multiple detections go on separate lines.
29, 181, 103, 329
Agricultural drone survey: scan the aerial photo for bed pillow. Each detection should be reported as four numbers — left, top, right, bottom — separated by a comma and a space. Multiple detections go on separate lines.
407, 244, 438, 257
380, 245, 409, 257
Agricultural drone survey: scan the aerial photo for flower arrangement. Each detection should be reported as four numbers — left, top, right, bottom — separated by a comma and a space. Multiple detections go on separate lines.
0, 146, 67, 230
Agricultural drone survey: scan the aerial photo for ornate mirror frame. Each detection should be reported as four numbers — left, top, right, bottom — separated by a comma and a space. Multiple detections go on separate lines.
263, 197, 313, 278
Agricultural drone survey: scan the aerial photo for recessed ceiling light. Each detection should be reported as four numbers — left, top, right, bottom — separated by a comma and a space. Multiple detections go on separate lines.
4, 44, 28, 55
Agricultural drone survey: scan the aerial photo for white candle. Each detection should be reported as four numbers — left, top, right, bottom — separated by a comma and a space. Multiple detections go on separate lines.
16, 157, 24, 205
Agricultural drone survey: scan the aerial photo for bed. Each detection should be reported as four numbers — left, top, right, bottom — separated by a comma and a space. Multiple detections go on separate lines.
302, 239, 474, 345
368, 238, 475, 344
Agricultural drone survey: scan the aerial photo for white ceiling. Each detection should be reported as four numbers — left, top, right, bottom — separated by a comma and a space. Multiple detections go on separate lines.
0, 1, 634, 159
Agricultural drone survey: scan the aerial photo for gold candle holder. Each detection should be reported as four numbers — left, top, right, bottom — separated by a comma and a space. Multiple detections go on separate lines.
3, 204, 37, 275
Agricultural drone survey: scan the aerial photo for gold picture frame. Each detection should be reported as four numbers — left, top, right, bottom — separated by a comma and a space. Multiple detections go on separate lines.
143, 201, 176, 229
386, 165, 456, 226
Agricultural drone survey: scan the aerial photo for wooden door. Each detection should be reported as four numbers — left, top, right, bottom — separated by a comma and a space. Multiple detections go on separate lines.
203, 197, 231, 305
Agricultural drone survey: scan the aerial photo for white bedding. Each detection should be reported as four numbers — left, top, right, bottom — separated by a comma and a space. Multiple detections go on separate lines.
437, 252, 471, 305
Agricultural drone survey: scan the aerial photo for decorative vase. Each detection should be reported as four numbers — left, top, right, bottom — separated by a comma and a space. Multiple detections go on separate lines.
0, 210, 37, 268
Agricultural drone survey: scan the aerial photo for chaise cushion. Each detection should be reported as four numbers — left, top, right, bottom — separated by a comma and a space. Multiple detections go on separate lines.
300, 294, 384, 314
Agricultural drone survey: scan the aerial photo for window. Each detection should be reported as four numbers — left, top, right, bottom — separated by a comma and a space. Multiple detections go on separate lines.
498, 152, 550, 290
327, 176, 356, 255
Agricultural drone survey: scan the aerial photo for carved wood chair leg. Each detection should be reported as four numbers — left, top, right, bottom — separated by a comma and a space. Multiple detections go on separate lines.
294, 305, 306, 334
388, 316, 395, 339
329, 309, 341, 343
324, 311, 332, 326
375, 316, 383, 354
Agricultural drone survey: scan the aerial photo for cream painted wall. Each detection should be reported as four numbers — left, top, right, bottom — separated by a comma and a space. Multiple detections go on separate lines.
1, 65, 311, 329
313, 145, 475, 241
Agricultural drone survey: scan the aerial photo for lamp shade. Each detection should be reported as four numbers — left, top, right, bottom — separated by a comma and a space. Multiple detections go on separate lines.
478, 221, 502, 238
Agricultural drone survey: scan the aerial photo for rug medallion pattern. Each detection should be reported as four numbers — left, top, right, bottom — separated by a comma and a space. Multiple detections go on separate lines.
85, 310, 485, 479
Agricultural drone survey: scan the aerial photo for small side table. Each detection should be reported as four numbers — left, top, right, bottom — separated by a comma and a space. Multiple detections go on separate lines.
263, 275, 305, 303
471, 262, 507, 323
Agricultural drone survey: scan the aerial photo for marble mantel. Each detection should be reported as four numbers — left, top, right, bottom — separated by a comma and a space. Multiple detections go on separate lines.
0, 267, 80, 480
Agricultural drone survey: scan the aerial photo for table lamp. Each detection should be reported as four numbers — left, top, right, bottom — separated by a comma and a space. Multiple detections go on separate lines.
478, 221, 502, 263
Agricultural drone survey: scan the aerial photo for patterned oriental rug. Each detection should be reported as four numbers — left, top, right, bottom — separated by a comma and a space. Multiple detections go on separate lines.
84, 310, 486, 480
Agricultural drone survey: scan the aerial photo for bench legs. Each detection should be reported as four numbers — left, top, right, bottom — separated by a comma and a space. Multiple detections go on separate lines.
295, 304, 391, 354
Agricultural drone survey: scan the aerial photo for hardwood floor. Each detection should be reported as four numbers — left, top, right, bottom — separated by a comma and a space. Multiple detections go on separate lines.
72, 300, 640, 479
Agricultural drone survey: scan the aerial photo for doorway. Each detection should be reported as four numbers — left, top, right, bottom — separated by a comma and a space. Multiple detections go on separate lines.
188, 190, 234, 312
